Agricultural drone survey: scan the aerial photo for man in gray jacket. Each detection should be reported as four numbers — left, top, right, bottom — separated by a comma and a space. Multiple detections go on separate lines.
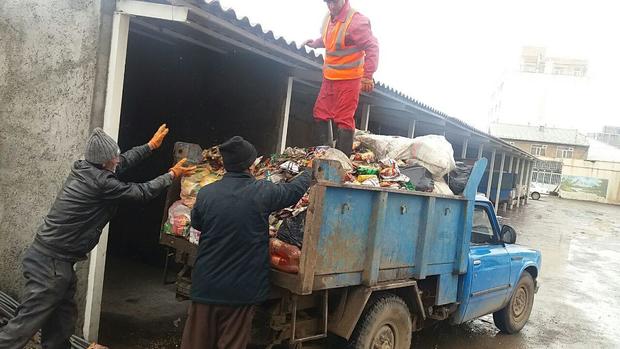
0, 125, 195, 349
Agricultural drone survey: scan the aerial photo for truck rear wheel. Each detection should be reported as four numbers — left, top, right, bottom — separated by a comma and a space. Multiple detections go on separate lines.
348, 294, 412, 349
493, 272, 535, 334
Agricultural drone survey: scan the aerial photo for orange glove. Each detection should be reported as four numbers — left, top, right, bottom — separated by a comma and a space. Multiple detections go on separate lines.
361, 78, 375, 93
148, 124, 169, 150
169, 158, 197, 179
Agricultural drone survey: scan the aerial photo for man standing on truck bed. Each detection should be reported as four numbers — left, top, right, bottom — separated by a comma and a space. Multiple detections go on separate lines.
304, 0, 379, 156
0, 125, 195, 349
181, 136, 312, 349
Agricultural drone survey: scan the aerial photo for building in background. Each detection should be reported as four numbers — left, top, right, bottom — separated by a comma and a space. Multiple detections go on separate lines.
491, 122, 620, 204
489, 46, 590, 130
588, 125, 620, 148
489, 123, 589, 189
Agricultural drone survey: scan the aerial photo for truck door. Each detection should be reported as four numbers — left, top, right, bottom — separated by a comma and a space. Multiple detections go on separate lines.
462, 203, 511, 322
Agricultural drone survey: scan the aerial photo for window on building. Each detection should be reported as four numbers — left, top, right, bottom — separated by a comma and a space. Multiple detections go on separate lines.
531, 144, 546, 156
532, 170, 561, 185
556, 146, 574, 159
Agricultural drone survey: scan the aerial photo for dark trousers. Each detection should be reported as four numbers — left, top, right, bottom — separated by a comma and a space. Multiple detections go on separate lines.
181, 302, 255, 349
0, 247, 77, 349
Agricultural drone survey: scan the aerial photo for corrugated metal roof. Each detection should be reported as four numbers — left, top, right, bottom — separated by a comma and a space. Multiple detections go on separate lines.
489, 123, 590, 146
167, 0, 535, 159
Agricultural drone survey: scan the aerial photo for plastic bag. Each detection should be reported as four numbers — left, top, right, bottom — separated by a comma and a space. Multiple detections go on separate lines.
168, 201, 191, 237
409, 135, 456, 177
270, 238, 301, 273
433, 177, 454, 195
448, 162, 473, 195
277, 211, 306, 248
401, 165, 434, 192
180, 165, 221, 208
355, 133, 415, 160
189, 228, 201, 245
318, 148, 354, 171
355, 134, 456, 178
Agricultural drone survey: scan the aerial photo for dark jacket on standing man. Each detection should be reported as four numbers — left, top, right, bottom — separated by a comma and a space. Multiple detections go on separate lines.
190, 170, 312, 305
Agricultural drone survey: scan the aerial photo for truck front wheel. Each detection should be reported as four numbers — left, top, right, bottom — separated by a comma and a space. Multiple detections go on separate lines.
493, 272, 535, 334
348, 294, 412, 349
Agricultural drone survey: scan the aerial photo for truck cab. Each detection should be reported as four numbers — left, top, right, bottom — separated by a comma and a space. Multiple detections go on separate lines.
452, 195, 541, 333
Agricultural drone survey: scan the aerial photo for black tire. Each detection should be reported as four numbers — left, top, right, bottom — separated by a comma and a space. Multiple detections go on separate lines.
493, 272, 535, 334
348, 294, 412, 349
531, 192, 541, 200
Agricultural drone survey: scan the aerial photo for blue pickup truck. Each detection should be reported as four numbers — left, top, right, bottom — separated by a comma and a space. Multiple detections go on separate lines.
247, 158, 542, 348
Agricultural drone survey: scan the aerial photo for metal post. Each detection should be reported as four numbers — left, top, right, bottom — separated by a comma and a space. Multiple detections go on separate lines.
361, 104, 371, 131
277, 76, 294, 154
517, 159, 526, 208
525, 160, 533, 204
477, 143, 484, 160
461, 138, 469, 159
511, 158, 520, 210
408, 119, 416, 139
486, 149, 496, 199
503, 156, 514, 211
494, 153, 506, 213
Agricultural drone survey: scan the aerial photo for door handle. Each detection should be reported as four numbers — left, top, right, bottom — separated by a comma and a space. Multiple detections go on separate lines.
473, 260, 481, 266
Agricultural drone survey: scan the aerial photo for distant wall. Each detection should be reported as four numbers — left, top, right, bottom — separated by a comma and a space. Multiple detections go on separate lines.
560, 159, 620, 205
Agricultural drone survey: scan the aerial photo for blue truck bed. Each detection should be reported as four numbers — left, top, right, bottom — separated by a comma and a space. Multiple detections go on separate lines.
272, 158, 488, 306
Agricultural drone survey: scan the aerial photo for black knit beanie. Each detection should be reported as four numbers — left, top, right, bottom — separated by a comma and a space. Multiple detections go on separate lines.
219, 136, 257, 172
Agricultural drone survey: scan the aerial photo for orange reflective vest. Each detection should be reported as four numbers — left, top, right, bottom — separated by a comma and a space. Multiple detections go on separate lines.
321, 8, 365, 80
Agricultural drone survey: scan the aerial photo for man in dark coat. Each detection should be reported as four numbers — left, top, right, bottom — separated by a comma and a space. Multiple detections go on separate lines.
0, 125, 196, 349
181, 136, 312, 349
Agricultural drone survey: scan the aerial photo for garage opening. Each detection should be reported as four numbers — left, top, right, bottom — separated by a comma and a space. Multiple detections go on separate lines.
98, 18, 299, 347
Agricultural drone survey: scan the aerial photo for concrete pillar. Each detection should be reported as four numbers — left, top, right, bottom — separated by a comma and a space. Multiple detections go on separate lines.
486, 149, 497, 199
477, 143, 484, 160
461, 138, 469, 159
361, 104, 371, 131
408, 119, 416, 139
511, 158, 520, 210
494, 152, 506, 213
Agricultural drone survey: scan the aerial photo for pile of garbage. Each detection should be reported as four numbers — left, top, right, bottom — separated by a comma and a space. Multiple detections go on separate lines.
162, 133, 471, 274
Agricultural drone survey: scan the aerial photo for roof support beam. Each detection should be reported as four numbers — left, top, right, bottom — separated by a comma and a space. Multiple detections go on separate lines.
117, 0, 189, 22
132, 19, 227, 54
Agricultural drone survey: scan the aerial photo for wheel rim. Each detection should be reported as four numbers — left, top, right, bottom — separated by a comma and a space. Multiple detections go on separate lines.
512, 285, 529, 320
372, 324, 395, 349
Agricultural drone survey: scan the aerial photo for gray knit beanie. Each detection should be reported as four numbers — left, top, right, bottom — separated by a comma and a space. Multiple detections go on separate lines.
84, 128, 121, 164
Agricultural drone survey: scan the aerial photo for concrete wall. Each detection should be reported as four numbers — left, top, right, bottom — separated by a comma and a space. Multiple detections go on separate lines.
0, 0, 111, 334
560, 159, 620, 205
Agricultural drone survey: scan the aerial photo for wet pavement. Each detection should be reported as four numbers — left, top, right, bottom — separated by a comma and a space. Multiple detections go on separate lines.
413, 197, 620, 349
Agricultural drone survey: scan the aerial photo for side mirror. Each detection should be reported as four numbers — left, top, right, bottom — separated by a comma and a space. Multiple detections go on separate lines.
500, 225, 517, 244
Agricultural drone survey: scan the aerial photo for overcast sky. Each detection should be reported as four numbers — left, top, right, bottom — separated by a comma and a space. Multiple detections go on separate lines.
213, 0, 619, 133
